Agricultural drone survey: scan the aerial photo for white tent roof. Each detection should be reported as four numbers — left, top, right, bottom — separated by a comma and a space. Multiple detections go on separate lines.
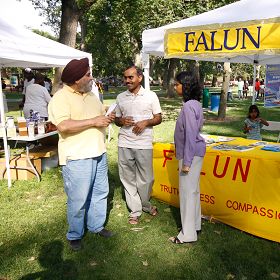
0, 17, 92, 68
0, 17, 93, 188
142, 0, 280, 64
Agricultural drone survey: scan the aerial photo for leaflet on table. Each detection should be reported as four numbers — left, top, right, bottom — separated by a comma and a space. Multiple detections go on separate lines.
261, 145, 280, 152
211, 144, 254, 152
201, 134, 234, 145
249, 141, 267, 147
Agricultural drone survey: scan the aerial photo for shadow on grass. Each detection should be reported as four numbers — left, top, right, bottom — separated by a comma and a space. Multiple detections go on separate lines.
105, 168, 119, 225
170, 205, 181, 230
18, 241, 78, 280
1, 192, 279, 280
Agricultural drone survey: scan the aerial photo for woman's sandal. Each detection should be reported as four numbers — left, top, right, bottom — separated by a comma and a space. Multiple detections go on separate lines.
128, 216, 139, 225
150, 206, 158, 216
169, 236, 184, 244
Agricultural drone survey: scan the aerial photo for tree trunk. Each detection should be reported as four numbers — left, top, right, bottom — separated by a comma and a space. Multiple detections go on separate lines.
52, 0, 81, 95
166, 58, 178, 98
162, 60, 169, 89
134, 53, 141, 67
218, 62, 231, 120
80, 18, 86, 51
256, 65, 261, 79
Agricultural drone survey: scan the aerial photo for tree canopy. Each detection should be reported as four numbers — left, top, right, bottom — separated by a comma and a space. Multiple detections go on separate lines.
29, 0, 238, 78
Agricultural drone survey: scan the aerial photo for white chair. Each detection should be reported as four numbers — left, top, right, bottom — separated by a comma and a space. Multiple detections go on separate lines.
262, 121, 280, 142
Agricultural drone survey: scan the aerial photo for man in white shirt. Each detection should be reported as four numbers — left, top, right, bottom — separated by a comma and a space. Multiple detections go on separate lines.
115, 66, 162, 225
237, 78, 244, 100
22, 68, 35, 94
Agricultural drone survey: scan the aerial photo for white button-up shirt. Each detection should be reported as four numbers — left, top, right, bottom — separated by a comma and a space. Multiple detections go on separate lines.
115, 86, 161, 149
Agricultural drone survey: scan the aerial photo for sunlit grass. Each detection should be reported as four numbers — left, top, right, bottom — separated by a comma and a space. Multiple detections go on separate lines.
0, 95, 279, 279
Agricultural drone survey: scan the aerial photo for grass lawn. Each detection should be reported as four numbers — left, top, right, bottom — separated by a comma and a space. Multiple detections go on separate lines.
0, 93, 279, 280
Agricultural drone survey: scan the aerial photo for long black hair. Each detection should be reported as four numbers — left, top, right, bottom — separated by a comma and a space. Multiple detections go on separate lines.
175, 71, 202, 103
248, 104, 260, 118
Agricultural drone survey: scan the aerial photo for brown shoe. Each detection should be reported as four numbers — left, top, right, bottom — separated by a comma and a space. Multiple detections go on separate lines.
98, 228, 115, 238
68, 239, 82, 251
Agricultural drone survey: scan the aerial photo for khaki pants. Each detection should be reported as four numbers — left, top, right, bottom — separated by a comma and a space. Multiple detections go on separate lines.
177, 157, 204, 242
118, 147, 154, 217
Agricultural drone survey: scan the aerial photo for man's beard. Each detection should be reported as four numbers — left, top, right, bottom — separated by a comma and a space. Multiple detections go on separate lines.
79, 81, 93, 93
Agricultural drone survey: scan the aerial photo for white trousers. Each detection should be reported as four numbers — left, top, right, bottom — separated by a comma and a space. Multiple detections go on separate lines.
118, 147, 154, 217
177, 156, 204, 242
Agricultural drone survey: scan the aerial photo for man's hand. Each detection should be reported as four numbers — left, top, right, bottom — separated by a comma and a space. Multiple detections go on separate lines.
122, 116, 135, 127
92, 116, 112, 128
107, 112, 116, 123
181, 165, 190, 173
132, 120, 148, 135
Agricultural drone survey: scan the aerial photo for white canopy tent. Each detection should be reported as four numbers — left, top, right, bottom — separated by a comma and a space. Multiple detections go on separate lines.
142, 0, 280, 93
0, 17, 92, 188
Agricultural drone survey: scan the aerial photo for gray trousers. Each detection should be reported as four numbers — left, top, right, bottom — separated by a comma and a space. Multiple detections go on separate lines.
177, 157, 204, 242
118, 147, 154, 217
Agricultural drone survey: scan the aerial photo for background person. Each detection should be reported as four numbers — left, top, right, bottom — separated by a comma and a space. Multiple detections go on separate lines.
1, 78, 6, 90
169, 71, 206, 244
243, 104, 269, 140
255, 78, 261, 100
44, 77, 52, 93
260, 79, 265, 100
23, 73, 51, 120
227, 82, 233, 101
19, 68, 35, 109
48, 57, 115, 251
115, 65, 162, 225
243, 79, 249, 99
237, 77, 244, 100
22, 68, 35, 94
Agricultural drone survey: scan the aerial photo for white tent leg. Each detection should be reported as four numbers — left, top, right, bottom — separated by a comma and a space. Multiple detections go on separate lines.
0, 70, 12, 188
252, 64, 257, 104
142, 52, 150, 91
144, 67, 150, 91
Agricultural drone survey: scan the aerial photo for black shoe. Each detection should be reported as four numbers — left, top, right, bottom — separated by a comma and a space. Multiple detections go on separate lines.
68, 239, 82, 251
98, 228, 115, 238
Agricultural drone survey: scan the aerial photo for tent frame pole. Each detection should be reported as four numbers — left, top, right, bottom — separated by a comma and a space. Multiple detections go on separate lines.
0, 70, 12, 188
142, 52, 150, 91
252, 63, 257, 104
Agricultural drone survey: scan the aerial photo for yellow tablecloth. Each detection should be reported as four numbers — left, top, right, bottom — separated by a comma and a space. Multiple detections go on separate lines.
152, 137, 280, 243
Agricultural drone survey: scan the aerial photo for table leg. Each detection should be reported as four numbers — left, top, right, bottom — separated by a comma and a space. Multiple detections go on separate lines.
26, 145, 40, 182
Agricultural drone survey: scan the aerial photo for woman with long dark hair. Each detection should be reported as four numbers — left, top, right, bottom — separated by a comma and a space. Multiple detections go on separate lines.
169, 71, 206, 244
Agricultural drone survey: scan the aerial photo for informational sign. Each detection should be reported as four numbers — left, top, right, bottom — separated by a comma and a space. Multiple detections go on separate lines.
265, 64, 280, 107
152, 139, 280, 243
10, 75, 18, 86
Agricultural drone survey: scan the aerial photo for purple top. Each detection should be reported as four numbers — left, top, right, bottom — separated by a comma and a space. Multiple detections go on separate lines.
174, 100, 206, 166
